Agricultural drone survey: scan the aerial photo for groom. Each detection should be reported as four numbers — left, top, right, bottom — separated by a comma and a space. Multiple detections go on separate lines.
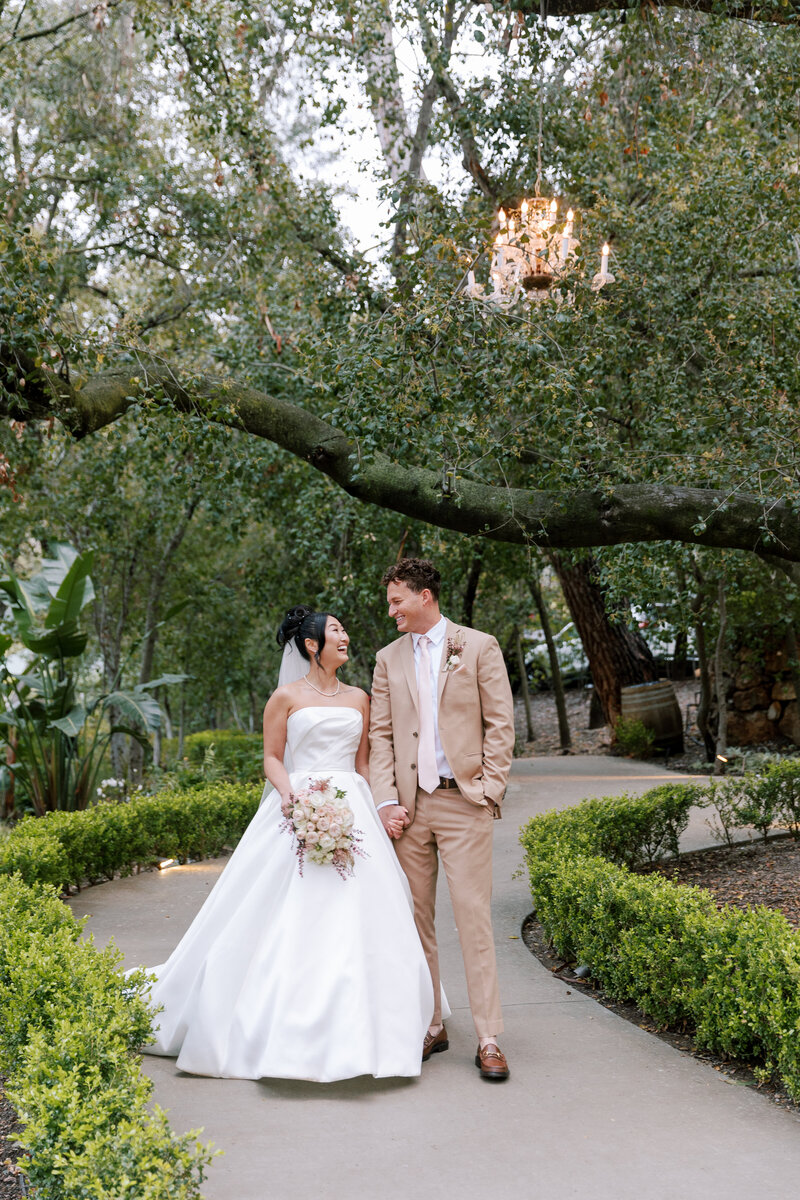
369, 558, 515, 1081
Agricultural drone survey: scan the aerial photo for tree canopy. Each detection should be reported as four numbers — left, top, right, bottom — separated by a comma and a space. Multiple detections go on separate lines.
2, 0, 799, 568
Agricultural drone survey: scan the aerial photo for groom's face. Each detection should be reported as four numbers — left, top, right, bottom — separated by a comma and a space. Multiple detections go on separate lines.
386, 581, 433, 634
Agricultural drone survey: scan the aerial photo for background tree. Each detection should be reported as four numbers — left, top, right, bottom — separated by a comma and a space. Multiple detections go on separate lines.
2, 1, 800, 740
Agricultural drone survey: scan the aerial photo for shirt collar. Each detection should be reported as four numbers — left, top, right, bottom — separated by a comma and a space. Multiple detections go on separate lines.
412, 614, 448, 648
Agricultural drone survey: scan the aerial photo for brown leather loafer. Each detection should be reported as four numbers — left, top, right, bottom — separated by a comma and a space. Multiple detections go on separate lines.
475, 1043, 510, 1081
422, 1026, 449, 1062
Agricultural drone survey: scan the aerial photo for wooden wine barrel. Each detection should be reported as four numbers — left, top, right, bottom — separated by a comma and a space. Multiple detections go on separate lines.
620, 680, 684, 752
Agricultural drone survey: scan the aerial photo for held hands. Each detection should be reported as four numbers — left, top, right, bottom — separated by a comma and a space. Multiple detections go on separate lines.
380, 804, 410, 840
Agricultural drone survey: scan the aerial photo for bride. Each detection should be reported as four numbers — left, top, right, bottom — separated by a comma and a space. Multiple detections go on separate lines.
141, 604, 437, 1082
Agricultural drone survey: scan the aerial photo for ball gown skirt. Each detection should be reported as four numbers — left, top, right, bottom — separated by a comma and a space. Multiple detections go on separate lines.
140, 706, 439, 1082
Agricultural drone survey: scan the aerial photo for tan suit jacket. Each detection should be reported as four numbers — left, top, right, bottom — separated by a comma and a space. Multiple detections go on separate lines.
369, 619, 515, 821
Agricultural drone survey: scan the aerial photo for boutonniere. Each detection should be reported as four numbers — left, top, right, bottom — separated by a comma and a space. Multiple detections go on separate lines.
443, 633, 466, 673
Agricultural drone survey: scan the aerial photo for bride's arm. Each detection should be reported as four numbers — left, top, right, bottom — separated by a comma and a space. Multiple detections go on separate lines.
355, 692, 371, 784
262, 688, 293, 803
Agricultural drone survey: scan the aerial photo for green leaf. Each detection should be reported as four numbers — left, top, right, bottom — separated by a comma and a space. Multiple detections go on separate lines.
44, 548, 95, 629
102, 689, 161, 732
21, 621, 87, 659
108, 723, 152, 750
48, 704, 88, 737
139, 673, 190, 690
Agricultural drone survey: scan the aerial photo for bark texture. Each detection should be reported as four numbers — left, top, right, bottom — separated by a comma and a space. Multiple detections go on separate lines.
517, 0, 799, 23
5, 356, 800, 562
553, 555, 658, 726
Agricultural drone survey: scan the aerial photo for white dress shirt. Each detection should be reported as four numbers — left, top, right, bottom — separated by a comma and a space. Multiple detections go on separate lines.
411, 615, 453, 780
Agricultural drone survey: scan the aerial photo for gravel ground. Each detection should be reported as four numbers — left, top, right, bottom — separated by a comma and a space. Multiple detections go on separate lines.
0, 1082, 26, 1200
649, 835, 800, 929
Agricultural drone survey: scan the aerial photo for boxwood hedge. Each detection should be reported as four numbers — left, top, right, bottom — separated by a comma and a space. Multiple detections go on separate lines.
520, 781, 800, 1101
0, 780, 263, 1197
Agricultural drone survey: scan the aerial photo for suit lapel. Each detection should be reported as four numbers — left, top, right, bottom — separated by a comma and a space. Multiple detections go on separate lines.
400, 633, 418, 712
437, 620, 462, 705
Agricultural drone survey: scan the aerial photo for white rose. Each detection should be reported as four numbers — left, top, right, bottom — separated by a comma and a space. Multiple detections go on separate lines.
305, 831, 320, 845
319, 834, 335, 851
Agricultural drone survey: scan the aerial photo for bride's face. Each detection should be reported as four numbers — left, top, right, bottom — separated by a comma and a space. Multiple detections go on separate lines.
308, 616, 349, 671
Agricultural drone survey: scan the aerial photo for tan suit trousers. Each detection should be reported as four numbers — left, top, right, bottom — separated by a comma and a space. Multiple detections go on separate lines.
394, 783, 503, 1038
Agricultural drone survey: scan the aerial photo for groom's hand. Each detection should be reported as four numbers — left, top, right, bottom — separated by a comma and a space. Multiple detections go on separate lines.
380, 804, 410, 839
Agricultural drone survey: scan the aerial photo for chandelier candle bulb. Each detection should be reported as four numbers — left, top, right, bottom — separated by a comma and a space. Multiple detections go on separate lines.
521, 198, 529, 226
601, 243, 610, 275
560, 226, 571, 261
498, 207, 507, 228
508, 216, 516, 238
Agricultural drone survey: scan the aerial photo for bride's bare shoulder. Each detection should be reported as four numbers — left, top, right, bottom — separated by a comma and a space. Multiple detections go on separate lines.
342, 683, 370, 703
265, 681, 304, 711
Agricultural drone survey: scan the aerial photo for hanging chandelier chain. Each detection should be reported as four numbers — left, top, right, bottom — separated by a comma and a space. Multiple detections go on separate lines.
536, 0, 547, 197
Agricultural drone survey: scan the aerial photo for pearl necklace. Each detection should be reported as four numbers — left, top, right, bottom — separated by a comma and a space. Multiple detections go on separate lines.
304, 675, 341, 698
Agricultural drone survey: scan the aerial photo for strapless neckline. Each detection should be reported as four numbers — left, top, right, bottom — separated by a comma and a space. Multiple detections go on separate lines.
287, 706, 363, 722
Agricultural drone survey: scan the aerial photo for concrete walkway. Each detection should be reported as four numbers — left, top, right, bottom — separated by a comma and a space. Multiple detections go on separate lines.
71, 758, 800, 1199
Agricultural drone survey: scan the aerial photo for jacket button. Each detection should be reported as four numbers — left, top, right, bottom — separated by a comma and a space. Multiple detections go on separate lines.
412, 731, 418, 738
411, 764, 416, 770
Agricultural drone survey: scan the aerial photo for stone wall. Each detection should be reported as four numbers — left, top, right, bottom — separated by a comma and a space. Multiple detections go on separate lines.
724, 644, 800, 746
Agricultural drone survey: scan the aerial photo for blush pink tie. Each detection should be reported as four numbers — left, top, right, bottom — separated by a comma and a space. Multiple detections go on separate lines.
417, 635, 440, 794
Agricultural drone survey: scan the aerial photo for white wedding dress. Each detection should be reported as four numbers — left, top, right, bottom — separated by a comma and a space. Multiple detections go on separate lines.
142, 706, 437, 1081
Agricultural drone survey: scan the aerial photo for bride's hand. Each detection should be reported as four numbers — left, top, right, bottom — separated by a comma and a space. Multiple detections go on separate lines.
380, 805, 409, 839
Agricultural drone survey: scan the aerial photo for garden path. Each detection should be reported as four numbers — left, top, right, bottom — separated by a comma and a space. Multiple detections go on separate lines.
71, 758, 800, 1200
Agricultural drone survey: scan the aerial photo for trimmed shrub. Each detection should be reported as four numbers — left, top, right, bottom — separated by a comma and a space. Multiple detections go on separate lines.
521, 781, 800, 1101
0, 779, 264, 1194
163, 730, 263, 784
0, 782, 262, 891
0, 874, 214, 1197
613, 717, 655, 759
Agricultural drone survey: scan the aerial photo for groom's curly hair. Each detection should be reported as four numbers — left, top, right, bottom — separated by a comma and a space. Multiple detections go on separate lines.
381, 558, 441, 600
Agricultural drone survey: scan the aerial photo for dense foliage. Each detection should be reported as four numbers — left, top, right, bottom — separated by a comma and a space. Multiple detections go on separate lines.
0, 871, 215, 1198
521, 771, 800, 1099
1, 2, 799, 734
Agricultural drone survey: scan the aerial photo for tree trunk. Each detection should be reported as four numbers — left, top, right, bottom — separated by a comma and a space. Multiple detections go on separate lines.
178, 689, 186, 760
230, 692, 244, 731
529, 572, 571, 750
552, 554, 658, 728
162, 691, 174, 741
693, 614, 716, 760
461, 549, 484, 628
152, 688, 161, 770
3, 731, 16, 820
690, 559, 716, 760
129, 496, 199, 782
713, 577, 729, 775
513, 625, 535, 743
671, 630, 689, 679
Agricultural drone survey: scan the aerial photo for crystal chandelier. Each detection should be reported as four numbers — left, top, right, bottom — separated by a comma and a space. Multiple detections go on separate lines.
465, 195, 615, 305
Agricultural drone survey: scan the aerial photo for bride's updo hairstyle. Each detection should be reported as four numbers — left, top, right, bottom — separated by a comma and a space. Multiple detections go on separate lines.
277, 605, 330, 665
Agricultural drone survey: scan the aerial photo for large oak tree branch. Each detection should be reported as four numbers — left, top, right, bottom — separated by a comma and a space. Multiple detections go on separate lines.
5, 354, 800, 562
515, 0, 799, 22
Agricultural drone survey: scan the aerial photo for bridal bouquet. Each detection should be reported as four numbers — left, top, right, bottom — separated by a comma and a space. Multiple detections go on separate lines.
280, 777, 366, 879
